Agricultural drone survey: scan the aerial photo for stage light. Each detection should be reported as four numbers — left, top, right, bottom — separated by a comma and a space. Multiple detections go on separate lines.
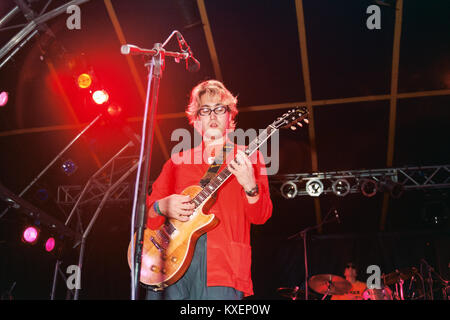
45, 237, 56, 252
280, 181, 298, 199
44, 235, 64, 257
92, 90, 109, 105
77, 73, 92, 89
107, 104, 122, 117
22, 226, 40, 245
332, 178, 351, 197
0, 91, 8, 107
306, 179, 324, 197
360, 179, 378, 197
61, 159, 78, 176
379, 178, 404, 199
35, 188, 49, 203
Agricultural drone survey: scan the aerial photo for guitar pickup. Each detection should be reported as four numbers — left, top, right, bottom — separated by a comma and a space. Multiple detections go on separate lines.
158, 229, 170, 245
150, 236, 164, 252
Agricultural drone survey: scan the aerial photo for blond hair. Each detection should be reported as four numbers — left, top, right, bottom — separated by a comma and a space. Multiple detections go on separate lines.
186, 80, 238, 130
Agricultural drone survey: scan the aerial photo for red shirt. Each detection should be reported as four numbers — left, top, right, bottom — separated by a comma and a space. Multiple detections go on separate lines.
146, 143, 273, 296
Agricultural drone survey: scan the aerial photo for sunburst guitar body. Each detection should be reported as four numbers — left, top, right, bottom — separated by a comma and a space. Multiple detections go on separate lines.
127, 185, 218, 289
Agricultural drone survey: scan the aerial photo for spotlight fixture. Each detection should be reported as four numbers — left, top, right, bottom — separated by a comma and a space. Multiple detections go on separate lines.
0, 91, 8, 107
22, 226, 40, 245
360, 179, 378, 197
107, 104, 122, 118
44, 237, 56, 252
77, 73, 92, 89
379, 178, 404, 199
102, 104, 126, 129
61, 159, 78, 176
92, 89, 109, 105
280, 181, 298, 199
34, 188, 49, 203
332, 178, 351, 197
306, 179, 324, 197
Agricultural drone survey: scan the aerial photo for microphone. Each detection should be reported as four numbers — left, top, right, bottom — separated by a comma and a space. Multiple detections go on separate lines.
187, 55, 201, 72
176, 31, 200, 72
334, 209, 341, 224
121, 44, 141, 55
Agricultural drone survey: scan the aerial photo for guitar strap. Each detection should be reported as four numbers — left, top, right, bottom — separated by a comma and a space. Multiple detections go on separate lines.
199, 143, 233, 189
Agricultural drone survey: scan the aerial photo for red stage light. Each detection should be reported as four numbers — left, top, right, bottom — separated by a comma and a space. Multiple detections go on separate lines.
45, 237, 56, 252
92, 90, 109, 105
77, 73, 92, 89
22, 226, 39, 244
0, 91, 8, 107
107, 104, 122, 117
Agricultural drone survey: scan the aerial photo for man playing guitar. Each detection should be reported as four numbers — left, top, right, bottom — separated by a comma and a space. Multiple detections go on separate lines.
144, 80, 273, 300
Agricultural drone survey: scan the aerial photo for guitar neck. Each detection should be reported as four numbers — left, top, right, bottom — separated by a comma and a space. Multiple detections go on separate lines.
191, 125, 277, 207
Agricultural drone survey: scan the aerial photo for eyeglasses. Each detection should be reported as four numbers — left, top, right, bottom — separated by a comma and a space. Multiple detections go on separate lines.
197, 105, 229, 116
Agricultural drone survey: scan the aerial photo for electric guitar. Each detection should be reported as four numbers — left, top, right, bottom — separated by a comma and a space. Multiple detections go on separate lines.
127, 107, 309, 289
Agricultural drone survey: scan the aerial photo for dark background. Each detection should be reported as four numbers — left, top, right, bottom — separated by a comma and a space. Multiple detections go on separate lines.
0, 0, 449, 300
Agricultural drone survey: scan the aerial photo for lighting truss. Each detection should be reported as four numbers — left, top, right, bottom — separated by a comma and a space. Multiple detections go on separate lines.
58, 162, 450, 203
0, 0, 90, 69
270, 165, 450, 198
57, 154, 138, 207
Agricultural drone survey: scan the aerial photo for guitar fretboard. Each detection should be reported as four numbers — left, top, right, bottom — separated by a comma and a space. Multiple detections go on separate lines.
191, 125, 276, 207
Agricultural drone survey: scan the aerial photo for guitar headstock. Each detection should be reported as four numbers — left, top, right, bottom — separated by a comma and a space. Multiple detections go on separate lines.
272, 107, 309, 131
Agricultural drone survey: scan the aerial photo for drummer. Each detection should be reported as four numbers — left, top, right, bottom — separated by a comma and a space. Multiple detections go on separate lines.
331, 263, 367, 300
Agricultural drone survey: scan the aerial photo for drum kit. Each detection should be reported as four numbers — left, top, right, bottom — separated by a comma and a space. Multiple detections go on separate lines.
277, 266, 446, 300
277, 274, 354, 300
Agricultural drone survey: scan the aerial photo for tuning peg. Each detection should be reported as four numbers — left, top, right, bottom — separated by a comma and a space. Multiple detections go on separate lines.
290, 125, 297, 130
304, 119, 309, 124
297, 122, 303, 127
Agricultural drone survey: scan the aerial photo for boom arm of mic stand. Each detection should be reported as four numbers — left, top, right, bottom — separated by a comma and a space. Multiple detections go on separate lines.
121, 44, 188, 61
287, 207, 337, 240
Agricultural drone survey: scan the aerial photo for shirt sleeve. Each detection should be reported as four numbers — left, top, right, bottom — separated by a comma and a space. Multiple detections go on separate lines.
145, 158, 175, 229
241, 150, 273, 224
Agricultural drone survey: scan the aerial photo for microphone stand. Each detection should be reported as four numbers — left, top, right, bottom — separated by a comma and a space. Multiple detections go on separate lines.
126, 31, 192, 300
129, 44, 162, 301
427, 266, 434, 300
288, 207, 339, 300
421, 259, 450, 300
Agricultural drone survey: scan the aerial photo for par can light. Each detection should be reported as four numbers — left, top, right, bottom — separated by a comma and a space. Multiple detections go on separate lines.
306, 179, 324, 197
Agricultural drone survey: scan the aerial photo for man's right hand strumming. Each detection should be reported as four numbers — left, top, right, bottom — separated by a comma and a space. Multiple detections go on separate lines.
157, 194, 195, 222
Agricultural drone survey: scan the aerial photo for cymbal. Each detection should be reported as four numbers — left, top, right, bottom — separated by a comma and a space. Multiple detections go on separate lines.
308, 274, 352, 295
382, 267, 418, 285
276, 286, 304, 299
